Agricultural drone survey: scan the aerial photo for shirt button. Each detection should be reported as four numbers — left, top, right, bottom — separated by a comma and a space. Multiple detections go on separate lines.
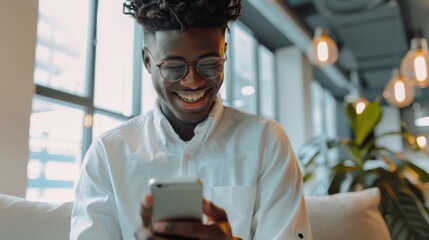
184, 154, 191, 161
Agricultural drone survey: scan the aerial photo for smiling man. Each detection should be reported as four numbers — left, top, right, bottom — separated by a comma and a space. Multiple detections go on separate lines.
143, 27, 227, 141
70, 1, 313, 239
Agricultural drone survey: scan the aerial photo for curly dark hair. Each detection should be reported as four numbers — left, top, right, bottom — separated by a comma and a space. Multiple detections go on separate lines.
123, 0, 241, 34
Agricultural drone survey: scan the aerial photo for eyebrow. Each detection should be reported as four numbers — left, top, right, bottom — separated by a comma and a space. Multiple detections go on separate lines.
160, 52, 222, 61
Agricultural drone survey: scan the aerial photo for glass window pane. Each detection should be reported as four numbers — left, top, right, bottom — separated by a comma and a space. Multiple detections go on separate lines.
92, 113, 125, 138
311, 81, 324, 137
26, 97, 84, 203
258, 45, 276, 119
94, 0, 135, 116
231, 23, 257, 114
34, 0, 90, 96
141, 65, 158, 114
324, 89, 337, 139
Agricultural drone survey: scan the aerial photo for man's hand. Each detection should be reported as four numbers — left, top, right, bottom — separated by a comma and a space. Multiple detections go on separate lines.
135, 196, 236, 240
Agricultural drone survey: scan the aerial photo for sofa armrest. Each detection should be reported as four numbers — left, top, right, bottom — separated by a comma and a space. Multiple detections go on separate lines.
0, 194, 72, 240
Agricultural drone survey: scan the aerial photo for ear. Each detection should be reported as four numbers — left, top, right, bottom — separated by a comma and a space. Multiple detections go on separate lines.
142, 48, 152, 74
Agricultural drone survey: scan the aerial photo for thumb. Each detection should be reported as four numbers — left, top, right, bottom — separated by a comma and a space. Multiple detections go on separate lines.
203, 198, 228, 223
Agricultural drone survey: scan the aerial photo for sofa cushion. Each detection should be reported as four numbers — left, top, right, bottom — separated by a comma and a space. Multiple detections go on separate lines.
0, 194, 72, 240
305, 187, 390, 240
0, 188, 390, 240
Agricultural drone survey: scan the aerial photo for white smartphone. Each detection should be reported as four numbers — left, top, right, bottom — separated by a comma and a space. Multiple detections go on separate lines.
149, 178, 203, 224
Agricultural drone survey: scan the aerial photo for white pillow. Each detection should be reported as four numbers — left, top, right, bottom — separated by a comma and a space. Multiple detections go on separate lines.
0, 194, 72, 240
305, 187, 390, 240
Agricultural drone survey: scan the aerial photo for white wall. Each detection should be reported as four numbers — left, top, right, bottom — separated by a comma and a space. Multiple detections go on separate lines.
0, 0, 39, 197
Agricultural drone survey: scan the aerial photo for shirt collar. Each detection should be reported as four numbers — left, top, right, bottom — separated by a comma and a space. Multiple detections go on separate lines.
153, 98, 224, 145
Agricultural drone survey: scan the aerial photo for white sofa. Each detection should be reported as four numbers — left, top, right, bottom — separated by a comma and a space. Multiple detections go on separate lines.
0, 188, 390, 240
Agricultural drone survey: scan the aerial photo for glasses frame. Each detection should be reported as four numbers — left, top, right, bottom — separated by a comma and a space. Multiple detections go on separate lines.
144, 47, 227, 82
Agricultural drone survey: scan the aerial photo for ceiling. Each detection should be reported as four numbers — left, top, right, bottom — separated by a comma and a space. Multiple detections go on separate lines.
240, 0, 429, 102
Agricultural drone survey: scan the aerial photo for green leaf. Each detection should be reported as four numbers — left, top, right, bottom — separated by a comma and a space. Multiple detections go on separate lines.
345, 102, 382, 146
345, 104, 358, 131
379, 155, 399, 172
347, 170, 363, 191
328, 164, 359, 194
404, 161, 429, 183
361, 170, 381, 188
298, 135, 326, 167
340, 144, 362, 167
303, 172, 313, 183
328, 171, 347, 194
378, 178, 429, 240
369, 147, 405, 166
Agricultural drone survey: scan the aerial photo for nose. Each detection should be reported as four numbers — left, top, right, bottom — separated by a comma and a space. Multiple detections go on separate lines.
180, 65, 205, 89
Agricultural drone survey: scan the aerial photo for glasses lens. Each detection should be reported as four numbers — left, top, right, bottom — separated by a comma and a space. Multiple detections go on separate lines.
197, 58, 224, 79
160, 61, 187, 81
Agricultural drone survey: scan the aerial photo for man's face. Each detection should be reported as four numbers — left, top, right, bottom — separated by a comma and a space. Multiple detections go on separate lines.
143, 28, 226, 124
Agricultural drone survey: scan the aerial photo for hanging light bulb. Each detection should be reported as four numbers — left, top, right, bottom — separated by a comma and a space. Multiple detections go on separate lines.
307, 27, 338, 66
353, 97, 368, 115
400, 38, 429, 88
383, 68, 415, 108
416, 135, 427, 149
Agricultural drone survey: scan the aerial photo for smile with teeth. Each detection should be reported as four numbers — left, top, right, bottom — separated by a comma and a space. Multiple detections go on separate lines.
177, 91, 206, 103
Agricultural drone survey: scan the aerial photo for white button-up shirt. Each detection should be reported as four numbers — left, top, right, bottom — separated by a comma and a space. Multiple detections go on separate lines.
70, 99, 313, 240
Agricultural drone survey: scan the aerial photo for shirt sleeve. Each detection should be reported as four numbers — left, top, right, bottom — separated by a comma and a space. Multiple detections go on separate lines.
251, 122, 313, 240
70, 139, 122, 240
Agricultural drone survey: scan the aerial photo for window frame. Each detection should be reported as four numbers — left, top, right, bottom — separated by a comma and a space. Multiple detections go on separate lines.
225, 21, 278, 119
33, 0, 143, 159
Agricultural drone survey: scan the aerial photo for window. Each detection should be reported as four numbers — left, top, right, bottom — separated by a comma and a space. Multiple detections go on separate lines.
141, 63, 158, 114
258, 45, 276, 119
231, 23, 258, 114
92, 113, 125, 139
27, 97, 83, 202
93, 0, 136, 116
311, 81, 337, 138
311, 81, 324, 136
224, 22, 277, 118
28, 0, 142, 203
305, 81, 338, 196
34, 0, 90, 96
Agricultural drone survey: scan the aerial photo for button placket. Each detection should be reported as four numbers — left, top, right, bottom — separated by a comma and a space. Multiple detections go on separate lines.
183, 122, 206, 178
182, 144, 198, 178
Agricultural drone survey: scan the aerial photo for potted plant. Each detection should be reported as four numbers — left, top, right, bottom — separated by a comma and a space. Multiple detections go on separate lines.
299, 100, 429, 240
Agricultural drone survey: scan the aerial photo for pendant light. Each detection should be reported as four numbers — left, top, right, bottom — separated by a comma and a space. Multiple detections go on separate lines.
307, 27, 338, 66
400, 38, 429, 88
416, 135, 427, 149
383, 68, 415, 108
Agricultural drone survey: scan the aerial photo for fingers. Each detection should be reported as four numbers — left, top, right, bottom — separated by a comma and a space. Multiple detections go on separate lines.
154, 221, 232, 240
203, 198, 228, 223
141, 195, 153, 229
139, 198, 233, 240
151, 199, 232, 240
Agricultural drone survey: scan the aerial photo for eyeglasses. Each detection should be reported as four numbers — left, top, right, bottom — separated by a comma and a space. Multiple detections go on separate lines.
144, 47, 227, 82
